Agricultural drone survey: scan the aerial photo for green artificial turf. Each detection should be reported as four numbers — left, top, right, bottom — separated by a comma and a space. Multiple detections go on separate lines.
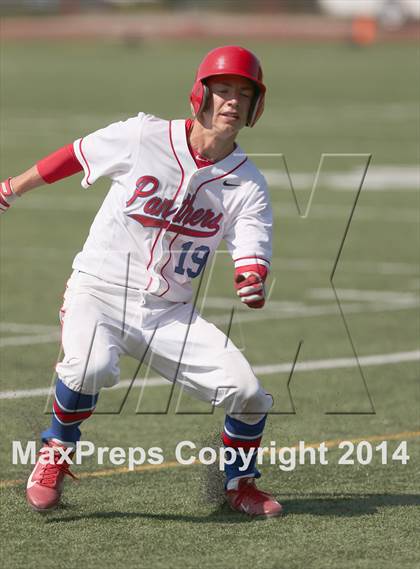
0, 39, 419, 568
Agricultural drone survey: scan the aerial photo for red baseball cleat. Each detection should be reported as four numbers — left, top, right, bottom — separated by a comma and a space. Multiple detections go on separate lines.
226, 478, 283, 518
26, 441, 77, 512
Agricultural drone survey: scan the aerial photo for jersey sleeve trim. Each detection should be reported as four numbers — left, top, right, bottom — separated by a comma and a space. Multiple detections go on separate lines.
233, 256, 270, 269
73, 138, 92, 189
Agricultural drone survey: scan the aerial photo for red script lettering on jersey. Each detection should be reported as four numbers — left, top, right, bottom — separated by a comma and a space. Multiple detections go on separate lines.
126, 176, 223, 237
126, 176, 160, 206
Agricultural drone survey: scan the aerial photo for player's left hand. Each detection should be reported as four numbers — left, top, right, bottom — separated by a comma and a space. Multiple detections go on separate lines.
234, 271, 265, 309
0, 178, 18, 214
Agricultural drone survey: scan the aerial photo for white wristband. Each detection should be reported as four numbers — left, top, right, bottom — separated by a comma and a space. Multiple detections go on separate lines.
1, 178, 18, 202
0, 178, 18, 212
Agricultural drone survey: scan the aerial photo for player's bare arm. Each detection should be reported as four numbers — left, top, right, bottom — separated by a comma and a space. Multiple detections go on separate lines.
6, 165, 43, 197
1, 143, 82, 211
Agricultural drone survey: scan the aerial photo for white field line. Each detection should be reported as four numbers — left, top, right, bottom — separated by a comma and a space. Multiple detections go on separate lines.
0, 333, 61, 347
255, 350, 420, 375
271, 203, 418, 223
271, 258, 419, 276
1, 294, 417, 347
14, 199, 100, 212
0, 378, 167, 401
263, 165, 420, 192
1, 350, 419, 401
209, 299, 418, 325
0, 323, 60, 348
2, 252, 418, 277
308, 289, 419, 304
0, 323, 58, 333
203, 298, 302, 311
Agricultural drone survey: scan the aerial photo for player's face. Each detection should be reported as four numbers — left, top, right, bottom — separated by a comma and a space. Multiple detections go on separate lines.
205, 75, 255, 136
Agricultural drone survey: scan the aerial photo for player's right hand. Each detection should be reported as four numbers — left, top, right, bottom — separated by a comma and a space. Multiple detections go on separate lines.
234, 271, 266, 309
0, 178, 18, 213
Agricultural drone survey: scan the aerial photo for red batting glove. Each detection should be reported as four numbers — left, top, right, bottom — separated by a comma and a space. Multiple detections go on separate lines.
235, 271, 266, 309
0, 178, 18, 214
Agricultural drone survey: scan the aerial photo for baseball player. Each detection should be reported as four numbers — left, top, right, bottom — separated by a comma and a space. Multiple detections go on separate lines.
1, 46, 282, 517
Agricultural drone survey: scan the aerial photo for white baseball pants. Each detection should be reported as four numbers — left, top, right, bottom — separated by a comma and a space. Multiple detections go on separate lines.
56, 271, 272, 424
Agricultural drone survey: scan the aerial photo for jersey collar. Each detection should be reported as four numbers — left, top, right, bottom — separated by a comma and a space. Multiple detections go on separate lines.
170, 119, 247, 180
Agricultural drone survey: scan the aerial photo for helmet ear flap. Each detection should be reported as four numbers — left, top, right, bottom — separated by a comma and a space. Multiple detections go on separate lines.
201, 83, 210, 114
246, 92, 263, 127
190, 81, 210, 118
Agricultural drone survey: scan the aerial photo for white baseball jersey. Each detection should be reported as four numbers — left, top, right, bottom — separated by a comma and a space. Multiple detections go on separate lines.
72, 113, 272, 303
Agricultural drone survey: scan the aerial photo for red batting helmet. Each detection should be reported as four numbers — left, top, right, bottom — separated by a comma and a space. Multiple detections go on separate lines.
190, 46, 266, 127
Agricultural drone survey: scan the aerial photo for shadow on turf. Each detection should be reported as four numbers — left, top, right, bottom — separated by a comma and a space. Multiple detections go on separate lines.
43, 502, 259, 524
285, 493, 420, 517
43, 494, 420, 524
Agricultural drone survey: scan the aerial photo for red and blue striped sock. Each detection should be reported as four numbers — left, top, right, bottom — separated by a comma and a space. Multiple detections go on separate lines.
41, 379, 98, 447
222, 414, 267, 487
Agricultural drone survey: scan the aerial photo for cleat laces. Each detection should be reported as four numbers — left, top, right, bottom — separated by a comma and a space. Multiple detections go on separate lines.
37, 445, 77, 488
